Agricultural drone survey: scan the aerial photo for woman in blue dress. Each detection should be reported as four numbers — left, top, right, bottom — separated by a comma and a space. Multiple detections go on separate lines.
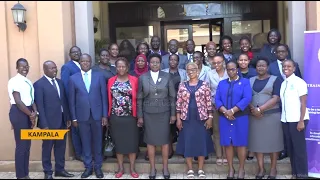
176, 62, 214, 179
215, 60, 252, 179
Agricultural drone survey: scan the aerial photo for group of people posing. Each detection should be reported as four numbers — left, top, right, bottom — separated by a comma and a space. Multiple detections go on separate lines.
8, 28, 309, 180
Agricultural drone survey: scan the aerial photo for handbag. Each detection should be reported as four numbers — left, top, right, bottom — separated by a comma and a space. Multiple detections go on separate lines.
103, 128, 115, 157
138, 127, 147, 147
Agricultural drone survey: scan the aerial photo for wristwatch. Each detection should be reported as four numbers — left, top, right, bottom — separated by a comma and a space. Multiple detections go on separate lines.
208, 115, 213, 118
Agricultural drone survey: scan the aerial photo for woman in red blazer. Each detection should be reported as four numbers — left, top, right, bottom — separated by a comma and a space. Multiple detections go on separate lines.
107, 57, 139, 178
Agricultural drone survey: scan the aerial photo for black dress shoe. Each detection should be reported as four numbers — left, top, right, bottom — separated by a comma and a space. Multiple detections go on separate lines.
44, 174, 53, 179
194, 156, 209, 161
246, 155, 254, 161
95, 168, 104, 178
81, 168, 93, 178
145, 154, 149, 161
54, 170, 74, 177
278, 151, 288, 160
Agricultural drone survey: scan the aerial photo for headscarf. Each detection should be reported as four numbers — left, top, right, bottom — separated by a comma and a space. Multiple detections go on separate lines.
134, 54, 148, 78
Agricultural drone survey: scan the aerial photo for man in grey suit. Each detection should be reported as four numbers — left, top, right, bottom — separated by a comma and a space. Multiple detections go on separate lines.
161, 39, 189, 70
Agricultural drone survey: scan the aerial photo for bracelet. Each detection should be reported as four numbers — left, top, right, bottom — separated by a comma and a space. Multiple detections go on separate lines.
231, 109, 234, 114
208, 115, 213, 118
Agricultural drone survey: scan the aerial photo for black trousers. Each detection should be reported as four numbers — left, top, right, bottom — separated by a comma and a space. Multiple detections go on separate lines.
9, 105, 32, 179
282, 121, 309, 179
42, 114, 66, 175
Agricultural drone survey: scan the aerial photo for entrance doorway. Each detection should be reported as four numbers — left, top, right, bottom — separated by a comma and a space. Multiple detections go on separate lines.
162, 18, 223, 55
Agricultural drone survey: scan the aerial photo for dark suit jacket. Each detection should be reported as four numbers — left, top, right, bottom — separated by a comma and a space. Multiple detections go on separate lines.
68, 70, 108, 122
161, 53, 188, 70
61, 60, 81, 97
34, 76, 69, 129
216, 52, 235, 62
259, 43, 292, 63
137, 71, 176, 118
268, 60, 302, 81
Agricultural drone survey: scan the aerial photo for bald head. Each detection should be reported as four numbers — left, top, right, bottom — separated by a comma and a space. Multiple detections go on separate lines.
43, 60, 57, 79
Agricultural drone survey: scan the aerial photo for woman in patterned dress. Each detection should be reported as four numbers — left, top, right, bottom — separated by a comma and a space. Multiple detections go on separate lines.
107, 57, 140, 178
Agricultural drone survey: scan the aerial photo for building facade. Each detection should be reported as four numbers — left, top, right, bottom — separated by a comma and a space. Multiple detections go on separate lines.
0, 1, 319, 161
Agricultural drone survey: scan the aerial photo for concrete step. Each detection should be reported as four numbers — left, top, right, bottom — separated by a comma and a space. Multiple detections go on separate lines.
0, 153, 291, 175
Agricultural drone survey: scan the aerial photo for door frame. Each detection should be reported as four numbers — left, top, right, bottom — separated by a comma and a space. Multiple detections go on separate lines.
163, 25, 193, 52
161, 19, 224, 52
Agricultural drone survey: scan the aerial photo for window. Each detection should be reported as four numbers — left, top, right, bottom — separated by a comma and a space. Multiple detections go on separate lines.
116, 26, 154, 60
231, 20, 270, 50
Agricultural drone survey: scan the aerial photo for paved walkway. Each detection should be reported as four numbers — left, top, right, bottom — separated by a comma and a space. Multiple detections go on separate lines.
0, 172, 292, 179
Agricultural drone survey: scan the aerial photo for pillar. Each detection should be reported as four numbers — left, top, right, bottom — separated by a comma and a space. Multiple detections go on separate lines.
74, 1, 95, 63
287, 1, 306, 75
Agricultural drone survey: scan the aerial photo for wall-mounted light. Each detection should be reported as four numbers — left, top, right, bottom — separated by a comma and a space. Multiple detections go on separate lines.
11, 2, 27, 32
93, 16, 99, 34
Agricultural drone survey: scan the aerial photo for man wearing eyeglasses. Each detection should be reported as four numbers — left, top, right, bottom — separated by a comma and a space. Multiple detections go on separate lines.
61, 46, 83, 162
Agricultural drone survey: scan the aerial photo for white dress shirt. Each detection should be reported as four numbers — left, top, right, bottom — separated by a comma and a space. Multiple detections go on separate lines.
170, 52, 179, 56
8, 73, 34, 106
150, 71, 159, 84
280, 74, 310, 123
277, 59, 286, 80
187, 53, 193, 62
44, 75, 60, 98
44, 75, 63, 112
73, 60, 81, 70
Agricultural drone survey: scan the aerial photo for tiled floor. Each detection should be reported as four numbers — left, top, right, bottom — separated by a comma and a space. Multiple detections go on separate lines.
0, 172, 293, 179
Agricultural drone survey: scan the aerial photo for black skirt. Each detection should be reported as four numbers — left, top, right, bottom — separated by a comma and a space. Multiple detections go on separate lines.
110, 114, 139, 154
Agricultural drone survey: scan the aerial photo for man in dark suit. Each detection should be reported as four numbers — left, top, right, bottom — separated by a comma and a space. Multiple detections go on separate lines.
69, 53, 108, 179
149, 35, 168, 56
185, 39, 195, 63
268, 44, 302, 81
161, 39, 188, 70
61, 46, 83, 162
268, 44, 302, 161
34, 61, 74, 179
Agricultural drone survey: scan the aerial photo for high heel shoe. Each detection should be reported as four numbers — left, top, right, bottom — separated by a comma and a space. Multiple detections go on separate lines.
255, 169, 266, 179
149, 169, 157, 179
267, 169, 277, 179
237, 170, 245, 179
162, 170, 170, 179
227, 168, 235, 179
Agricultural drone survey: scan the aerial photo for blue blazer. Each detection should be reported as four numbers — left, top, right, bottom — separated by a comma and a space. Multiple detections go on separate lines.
34, 76, 70, 129
238, 67, 257, 79
268, 61, 302, 81
215, 77, 252, 111
68, 71, 108, 122
61, 60, 81, 97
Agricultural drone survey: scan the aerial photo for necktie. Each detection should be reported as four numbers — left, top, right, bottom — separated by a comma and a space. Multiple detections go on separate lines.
84, 72, 90, 92
51, 79, 60, 98
189, 54, 193, 62
25, 80, 34, 104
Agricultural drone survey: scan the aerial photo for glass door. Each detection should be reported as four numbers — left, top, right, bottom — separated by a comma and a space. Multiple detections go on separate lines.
163, 25, 192, 54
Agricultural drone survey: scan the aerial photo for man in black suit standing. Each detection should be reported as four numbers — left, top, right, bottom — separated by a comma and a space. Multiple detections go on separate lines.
34, 60, 74, 179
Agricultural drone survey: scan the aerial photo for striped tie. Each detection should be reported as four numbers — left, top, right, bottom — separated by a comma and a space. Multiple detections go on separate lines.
25, 80, 34, 104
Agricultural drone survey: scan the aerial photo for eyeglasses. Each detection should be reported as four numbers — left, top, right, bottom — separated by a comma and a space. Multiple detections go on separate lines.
186, 68, 198, 73
226, 68, 237, 72
150, 62, 161, 65
212, 61, 223, 65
